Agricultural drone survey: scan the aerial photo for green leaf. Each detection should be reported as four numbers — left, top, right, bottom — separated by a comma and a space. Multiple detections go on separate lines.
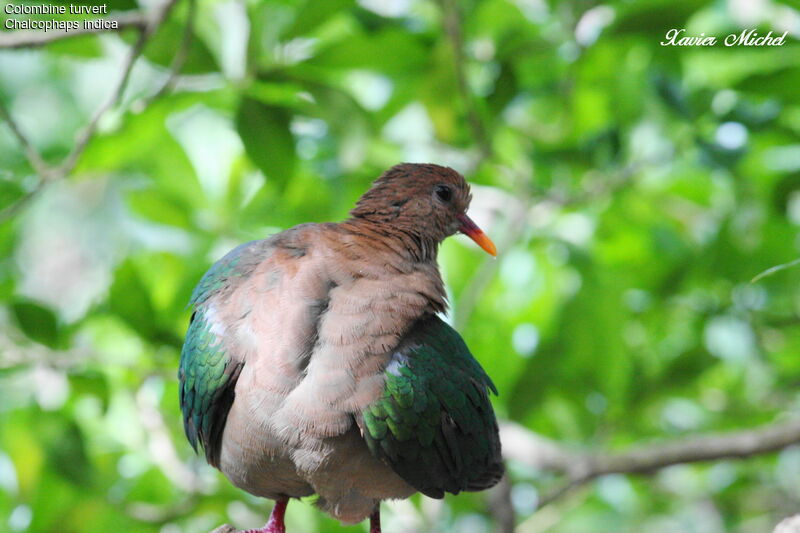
46, 34, 103, 57
142, 20, 218, 74
0, 179, 25, 211
245, 81, 309, 109
235, 97, 297, 188
284, 0, 354, 38
44, 418, 92, 487
11, 300, 60, 349
611, 0, 708, 36
108, 261, 157, 338
126, 189, 193, 228
69, 371, 110, 413
307, 29, 428, 74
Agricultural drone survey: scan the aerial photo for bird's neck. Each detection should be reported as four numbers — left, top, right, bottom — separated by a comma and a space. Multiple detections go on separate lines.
341, 217, 440, 264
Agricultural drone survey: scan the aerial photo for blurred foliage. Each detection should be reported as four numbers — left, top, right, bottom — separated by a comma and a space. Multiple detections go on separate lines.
2, 0, 800, 532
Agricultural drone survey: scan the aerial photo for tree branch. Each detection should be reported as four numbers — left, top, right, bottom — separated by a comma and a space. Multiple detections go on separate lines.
0, 0, 180, 222
0, 10, 148, 49
576, 417, 800, 476
55, 27, 148, 178
0, 100, 59, 219
774, 515, 800, 533
59, 0, 179, 177
488, 473, 515, 533
501, 417, 800, 509
500, 421, 578, 473
144, 0, 197, 103
438, 0, 492, 161
0, 100, 52, 179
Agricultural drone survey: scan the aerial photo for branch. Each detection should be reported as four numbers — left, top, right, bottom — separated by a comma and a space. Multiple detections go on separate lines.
752, 258, 800, 283
0, 10, 148, 49
500, 417, 800, 509
58, 0, 179, 177
500, 421, 578, 472
144, 0, 197, 103
578, 418, 800, 476
209, 527, 237, 533
488, 473, 515, 533
0, 0, 180, 222
0, 102, 50, 177
775, 515, 800, 533
55, 27, 148, 178
0, 99, 61, 219
438, 0, 492, 161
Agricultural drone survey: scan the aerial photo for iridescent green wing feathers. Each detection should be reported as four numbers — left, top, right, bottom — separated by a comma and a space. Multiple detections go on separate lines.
179, 311, 242, 467
360, 316, 503, 498
179, 241, 263, 467
188, 240, 261, 306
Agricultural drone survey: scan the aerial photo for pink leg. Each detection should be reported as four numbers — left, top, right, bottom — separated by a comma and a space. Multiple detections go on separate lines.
242, 499, 288, 533
369, 508, 381, 533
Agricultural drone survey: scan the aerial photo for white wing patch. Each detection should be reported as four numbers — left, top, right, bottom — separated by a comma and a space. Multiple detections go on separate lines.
205, 305, 228, 336
386, 351, 410, 376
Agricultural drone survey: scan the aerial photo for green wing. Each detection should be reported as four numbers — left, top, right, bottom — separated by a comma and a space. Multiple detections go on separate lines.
179, 241, 259, 467
179, 310, 243, 468
361, 316, 503, 498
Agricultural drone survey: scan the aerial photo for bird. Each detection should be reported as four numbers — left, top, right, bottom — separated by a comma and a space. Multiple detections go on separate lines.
179, 163, 503, 533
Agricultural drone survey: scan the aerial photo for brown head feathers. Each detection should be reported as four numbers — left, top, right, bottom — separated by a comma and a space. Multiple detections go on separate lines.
349, 163, 473, 241
348, 163, 496, 258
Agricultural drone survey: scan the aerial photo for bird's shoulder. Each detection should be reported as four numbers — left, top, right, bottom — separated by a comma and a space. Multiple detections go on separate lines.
188, 223, 333, 305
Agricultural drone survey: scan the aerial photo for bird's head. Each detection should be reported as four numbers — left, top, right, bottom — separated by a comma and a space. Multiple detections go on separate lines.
350, 163, 496, 256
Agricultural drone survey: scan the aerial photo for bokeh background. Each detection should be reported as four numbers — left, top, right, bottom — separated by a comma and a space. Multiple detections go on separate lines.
2, 0, 800, 532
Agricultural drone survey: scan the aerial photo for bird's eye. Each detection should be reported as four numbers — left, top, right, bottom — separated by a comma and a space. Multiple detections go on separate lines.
434, 185, 453, 203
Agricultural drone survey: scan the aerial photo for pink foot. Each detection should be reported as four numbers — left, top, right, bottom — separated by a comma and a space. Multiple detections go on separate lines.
369, 508, 381, 533
241, 499, 288, 533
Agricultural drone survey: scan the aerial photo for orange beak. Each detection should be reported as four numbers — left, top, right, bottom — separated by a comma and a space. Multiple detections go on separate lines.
457, 214, 497, 256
